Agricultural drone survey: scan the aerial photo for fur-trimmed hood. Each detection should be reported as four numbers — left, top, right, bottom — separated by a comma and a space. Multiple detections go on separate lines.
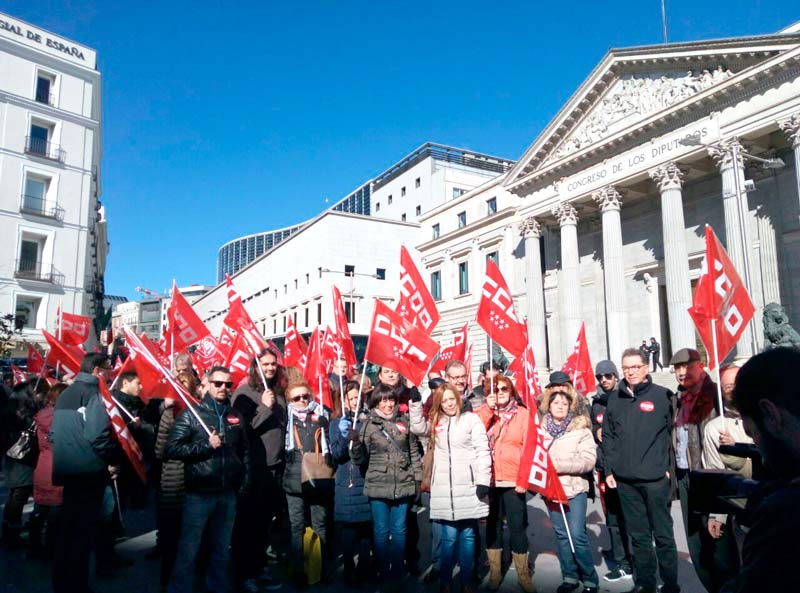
567, 414, 591, 432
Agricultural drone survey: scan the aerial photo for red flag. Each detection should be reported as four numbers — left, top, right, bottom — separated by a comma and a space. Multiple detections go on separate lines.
223, 276, 267, 355
331, 286, 358, 368
98, 376, 147, 483
688, 225, 756, 370
224, 332, 252, 387
195, 334, 226, 371
476, 259, 528, 358
42, 330, 82, 379
365, 300, 440, 386
27, 345, 44, 375
303, 327, 333, 409
431, 324, 468, 375
57, 307, 92, 347
561, 322, 596, 397
217, 327, 236, 362
166, 281, 211, 352
139, 333, 171, 369
108, 356, 124, 380
283, 317, 308, 369
10, 365, 27, 386
516, 409, 569, 503
397, 245, 440, 334
508, 345, 542, 409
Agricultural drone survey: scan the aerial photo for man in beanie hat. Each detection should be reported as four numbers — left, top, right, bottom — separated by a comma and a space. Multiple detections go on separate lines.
591, 361, 633, 583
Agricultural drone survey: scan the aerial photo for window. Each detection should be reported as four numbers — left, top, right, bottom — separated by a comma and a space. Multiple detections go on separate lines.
401, 186, 406, 197
432, 224, 440, 239
486, 251, 499, 265
293, 311, 297, 326
306, 273, 309, 284
375, 268, 386, 280
35, 73, 55, 105
487, 197, 497, 215
294, 278, 298, 289
17, 238, 42, 278
15, 296, 41, 330
453, 187, 468, 199
375, 202, 381, 212
283, 316, 287, 332
284, 284, 287, 294
430, 271, 442, 301
415, 205, 421, 216
28, 123, 51, 156
415, 177, 421, 188
345, 264, 355, 277
23, 175, 49, 213
458, 262, 469, 295
457, 212, 467, 228
273, 319, 277, 334
317, 303, 322, 325
401, 213, 407, 222
388, 195, 393, 205
304, 307, 309, 327
344, 301, 355, 323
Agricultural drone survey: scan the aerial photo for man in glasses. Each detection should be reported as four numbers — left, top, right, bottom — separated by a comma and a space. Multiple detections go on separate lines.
166, 366, 251, 593
590, 361, 633, 584
603, 348, 679, 593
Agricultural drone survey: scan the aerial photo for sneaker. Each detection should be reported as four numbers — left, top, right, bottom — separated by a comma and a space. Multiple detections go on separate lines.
604, 567, 633, 582
239, 579, 260, 593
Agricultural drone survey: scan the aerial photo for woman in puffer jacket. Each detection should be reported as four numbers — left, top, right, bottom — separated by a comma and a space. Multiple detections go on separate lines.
474, 376, 534, 592
539, 388, 599, 593
350, 382, 422, 587
410, 382, 491, 593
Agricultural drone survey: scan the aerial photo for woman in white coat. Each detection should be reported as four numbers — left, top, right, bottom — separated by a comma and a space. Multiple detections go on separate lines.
412, 382, 491, 593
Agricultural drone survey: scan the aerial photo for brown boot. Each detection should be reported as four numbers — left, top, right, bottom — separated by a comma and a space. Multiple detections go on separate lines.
512, 552, 535, 593
487, 549, 503, 590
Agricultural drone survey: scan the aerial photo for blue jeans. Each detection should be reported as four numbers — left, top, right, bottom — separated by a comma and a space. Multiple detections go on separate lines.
547, 493, 599, 587
370, 498, 410, 580
168, 492, 237, 593
438, 519, 476, 586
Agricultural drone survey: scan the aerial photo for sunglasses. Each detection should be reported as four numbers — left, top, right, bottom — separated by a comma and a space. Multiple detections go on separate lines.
495, 386, 511, 393
210, 380, 234, 389
595, 373, 616, 381
291, 393, 312, 402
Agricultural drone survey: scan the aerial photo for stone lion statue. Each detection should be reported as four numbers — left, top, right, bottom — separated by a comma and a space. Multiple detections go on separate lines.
762, 302, 800, 350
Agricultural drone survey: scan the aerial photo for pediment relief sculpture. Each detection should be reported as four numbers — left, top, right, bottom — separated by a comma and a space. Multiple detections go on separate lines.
548, 66, 733, 162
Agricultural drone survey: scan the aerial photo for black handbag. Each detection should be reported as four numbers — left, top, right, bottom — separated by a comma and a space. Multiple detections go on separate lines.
5, 421, 39, 467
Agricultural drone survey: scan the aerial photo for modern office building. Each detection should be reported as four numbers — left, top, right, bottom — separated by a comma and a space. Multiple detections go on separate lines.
215, 144, 514, 282
0, 12, 105, 350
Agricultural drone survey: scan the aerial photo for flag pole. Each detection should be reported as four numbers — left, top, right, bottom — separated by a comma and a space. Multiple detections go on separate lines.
336, 344, 346, 418
56, 300, 62, 379
111, 395, 136, 422
349, 370, 368, 451
710, 318, 727, 431
489, 336, 494, 395
559, 502, 576, 554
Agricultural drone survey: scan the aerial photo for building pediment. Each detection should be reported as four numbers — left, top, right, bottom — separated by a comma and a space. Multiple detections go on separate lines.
505, 32, 800, 195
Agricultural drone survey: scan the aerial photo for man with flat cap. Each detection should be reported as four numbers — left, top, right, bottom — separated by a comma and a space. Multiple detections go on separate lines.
603, 347, 679, 593
670, 347, 719, 592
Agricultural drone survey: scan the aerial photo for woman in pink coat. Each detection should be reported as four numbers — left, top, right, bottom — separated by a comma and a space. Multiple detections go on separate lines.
29, 383, 67, 558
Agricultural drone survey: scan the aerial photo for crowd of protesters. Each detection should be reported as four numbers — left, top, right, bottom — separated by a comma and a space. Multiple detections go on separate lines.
1, 342, 796, 593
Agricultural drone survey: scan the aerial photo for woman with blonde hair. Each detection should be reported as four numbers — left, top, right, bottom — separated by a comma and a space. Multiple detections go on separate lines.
538, 386, 599, 593
410, 382, 491, 593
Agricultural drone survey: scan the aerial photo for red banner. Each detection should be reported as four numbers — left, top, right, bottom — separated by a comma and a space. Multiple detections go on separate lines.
561, 322, 596, 397
223, 275, 267, 355
42, 330, 82, 379
57, 307, 92, 347
303, 327, 333, 409
507, 345, 542, 410
397, 245, 440, 334
98, 376, 147, 483
27, 345, 44, 375
476, 259, 528, 358
11, 365, 27, 386
283, 317, 308, 370
223, 332, 252, 387
516, 409, 568, 503
365, 300, 440, 386
431, 323, 468, 375
688, 225, 756, 370
332, 285, 358, 368
165, 281, 211, 352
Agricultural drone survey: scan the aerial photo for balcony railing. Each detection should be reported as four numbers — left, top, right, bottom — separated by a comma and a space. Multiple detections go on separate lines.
14, 259, 65, 285
19, 194, 65, 221
25, 136, 66, 163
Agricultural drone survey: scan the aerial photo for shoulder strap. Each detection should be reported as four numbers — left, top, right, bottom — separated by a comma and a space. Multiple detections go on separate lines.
378, 424, 406, 454
293, 424, 303, 451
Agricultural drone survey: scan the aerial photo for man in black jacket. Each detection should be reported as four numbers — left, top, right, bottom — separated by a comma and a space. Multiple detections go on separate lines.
51, 352, 120, 593
603, 348, 679, 593
166, 366, 251, 593
591, 360, 633, 584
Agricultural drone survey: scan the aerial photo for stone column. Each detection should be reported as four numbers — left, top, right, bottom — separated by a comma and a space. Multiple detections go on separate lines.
649, 163, 695, 354
552, 203, 582, 358
778, 114, 800, 222
519, 216, 547, 368
644, 272, 663, 346
592, 186, 628, 363
708, 139, 756, 360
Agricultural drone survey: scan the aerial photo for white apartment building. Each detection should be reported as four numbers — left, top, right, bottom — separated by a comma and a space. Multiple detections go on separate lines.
194, 211, 419, 358
0, 12, 105, 350
111, 298, 161, 341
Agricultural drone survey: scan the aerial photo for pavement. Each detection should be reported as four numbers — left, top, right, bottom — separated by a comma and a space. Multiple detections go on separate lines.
0, 473, 707, 593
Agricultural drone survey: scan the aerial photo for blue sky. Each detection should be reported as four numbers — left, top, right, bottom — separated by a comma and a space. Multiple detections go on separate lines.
6, 1, 791, 300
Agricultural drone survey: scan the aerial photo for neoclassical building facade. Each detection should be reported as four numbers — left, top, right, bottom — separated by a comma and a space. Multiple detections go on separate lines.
418, 25, 800, 372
